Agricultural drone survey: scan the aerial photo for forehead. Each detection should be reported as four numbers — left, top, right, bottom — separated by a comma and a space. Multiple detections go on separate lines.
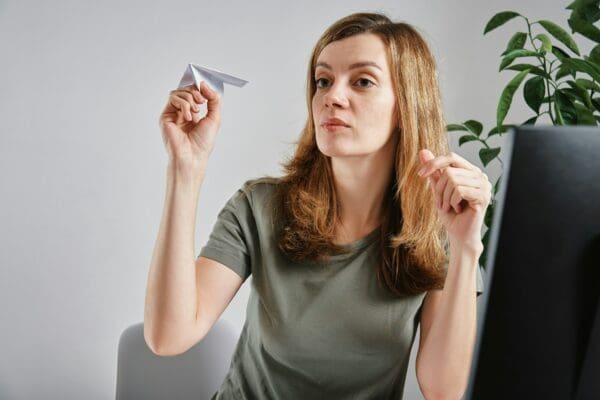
316, 33, 389, 69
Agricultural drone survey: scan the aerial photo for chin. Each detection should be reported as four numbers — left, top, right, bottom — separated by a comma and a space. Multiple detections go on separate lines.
316, 134, 349, 157
316, 144, 365, 158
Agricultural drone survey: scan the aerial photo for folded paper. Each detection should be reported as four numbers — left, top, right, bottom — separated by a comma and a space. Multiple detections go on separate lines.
177, 63, 248, 95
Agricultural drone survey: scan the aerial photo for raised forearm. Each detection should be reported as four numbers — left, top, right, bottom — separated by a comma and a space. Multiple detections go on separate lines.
417, 242, 482, 400
143, 160, 206, 354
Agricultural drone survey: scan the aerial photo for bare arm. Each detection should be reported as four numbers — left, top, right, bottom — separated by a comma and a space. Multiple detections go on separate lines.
415, 242, 482, 400
143, 162, 244, 356
144, 80, 244, 356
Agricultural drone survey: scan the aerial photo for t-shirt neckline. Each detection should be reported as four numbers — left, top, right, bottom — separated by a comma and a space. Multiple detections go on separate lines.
329, 225, 381, 260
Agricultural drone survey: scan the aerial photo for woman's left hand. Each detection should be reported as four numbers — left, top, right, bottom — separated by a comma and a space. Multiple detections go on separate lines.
417, 149, 492, 248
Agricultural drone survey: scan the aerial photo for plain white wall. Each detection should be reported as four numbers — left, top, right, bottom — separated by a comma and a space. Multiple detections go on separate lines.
0, 0, 571, 398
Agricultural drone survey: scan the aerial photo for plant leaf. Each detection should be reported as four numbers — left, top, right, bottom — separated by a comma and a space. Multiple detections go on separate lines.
538, 20, 580, 56
567, 15, 600, 43
493, 177, 501, 196
479, 147, 501, 167
555, 89, 578, 124
488, 125, 512, 137
459, 135, 480, 146
480, 230, 489, 269
590, 44, 600, 65
497, 69, 530, 128
484, 11, 521, 34
506, 63, 551, 79
574, 102, 597, 125
556, 64, 574, 81
592, 97, 600, 112
523, 116, 538, 125
503, 32, 528, 54
523, 76, 546, 113
534, 33, 553, 54
562, 58, 600, 82
566, 80, 592, 107
576, 78, 600, 91
555, 99, 565, 125
499, 49, 540, 71
447, 123, 469, 132
464, 120, 483, 136
484, 200, 495, 227
552, 45, 571, 61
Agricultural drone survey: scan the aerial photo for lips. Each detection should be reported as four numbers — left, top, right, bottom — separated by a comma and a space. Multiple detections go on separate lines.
321, 117, 350, 127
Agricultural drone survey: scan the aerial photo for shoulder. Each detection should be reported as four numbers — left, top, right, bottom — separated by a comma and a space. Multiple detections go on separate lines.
239, 176, 282, 204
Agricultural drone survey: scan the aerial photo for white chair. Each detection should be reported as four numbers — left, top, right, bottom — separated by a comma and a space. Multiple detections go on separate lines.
115, 319, 238, 400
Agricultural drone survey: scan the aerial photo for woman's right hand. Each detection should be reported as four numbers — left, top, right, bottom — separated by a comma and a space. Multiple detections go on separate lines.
159, 81, 221, 167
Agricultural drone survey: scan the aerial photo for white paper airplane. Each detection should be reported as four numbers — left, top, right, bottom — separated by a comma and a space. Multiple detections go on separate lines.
177, 63, 248, 95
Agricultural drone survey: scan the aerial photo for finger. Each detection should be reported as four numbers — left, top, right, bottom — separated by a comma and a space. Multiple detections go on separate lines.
450, 188, 465, 214
420, 152, 478, 178
444, 167, 486, 189
173, 91, 201, 113
450, 185, 485, 210
419, 149, 443, 183
459, 170, 492, 205
171, 89, 196, 103
170, 95, 193, 121
192, 89, 205, 104
419, 149, 435, 164
177, 86, 206, 104
200, 81, 221, 124
442, 171, 456, 213
434, 172, 449, 210
428, 175, 438, 207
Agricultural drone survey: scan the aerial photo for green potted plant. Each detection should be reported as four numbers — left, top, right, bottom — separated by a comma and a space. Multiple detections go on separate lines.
448, 0, 600, 267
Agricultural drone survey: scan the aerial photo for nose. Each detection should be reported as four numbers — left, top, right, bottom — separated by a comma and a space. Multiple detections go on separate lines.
323, 81, 349, 109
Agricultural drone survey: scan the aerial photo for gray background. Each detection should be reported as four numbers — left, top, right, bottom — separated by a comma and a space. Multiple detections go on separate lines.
0, 0, 571, 398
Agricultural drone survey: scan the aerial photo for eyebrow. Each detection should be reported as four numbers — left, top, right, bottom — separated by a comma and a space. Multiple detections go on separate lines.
314, 61, 382, 71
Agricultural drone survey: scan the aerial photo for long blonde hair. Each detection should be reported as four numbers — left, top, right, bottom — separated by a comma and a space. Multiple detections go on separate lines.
270, 12, 450, 297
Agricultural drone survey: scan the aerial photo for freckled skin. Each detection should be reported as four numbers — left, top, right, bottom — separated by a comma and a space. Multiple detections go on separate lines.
312, 33, 398, 159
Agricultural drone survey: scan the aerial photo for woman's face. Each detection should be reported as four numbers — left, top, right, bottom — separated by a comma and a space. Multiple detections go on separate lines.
312, 33, 398, 159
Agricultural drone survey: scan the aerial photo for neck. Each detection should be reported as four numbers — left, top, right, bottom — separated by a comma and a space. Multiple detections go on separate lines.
330, 149, 395, 243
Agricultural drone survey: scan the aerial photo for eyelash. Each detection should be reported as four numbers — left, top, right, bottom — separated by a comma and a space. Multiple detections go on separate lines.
314, 77, 375, 89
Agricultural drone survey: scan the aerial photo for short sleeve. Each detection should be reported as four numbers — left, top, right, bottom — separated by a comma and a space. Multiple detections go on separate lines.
198, 185, 257, 282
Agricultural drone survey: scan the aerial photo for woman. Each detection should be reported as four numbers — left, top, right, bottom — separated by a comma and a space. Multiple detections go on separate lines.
144, 12, 491, 400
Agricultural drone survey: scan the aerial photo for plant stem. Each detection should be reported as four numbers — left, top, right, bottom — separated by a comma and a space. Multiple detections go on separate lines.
527, 19, 556, 124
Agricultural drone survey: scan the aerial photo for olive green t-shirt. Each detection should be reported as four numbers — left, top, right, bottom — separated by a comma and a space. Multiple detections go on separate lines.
199, 178, 484, 400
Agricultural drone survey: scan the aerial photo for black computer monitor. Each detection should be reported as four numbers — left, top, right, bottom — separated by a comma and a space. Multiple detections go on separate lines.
464, 125, 600, 400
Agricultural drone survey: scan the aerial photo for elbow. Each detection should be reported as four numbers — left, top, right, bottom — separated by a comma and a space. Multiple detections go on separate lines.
417, 368, 465, 400
143, 321, 205, 357
143, 329, 165, 356
420, 387, 464, 400
144, 336, 186, 357
143, 326, 183, 357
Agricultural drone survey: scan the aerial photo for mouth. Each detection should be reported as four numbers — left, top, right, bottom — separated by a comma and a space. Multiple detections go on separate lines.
321, 118, 350, 131
321, 123, 349, 132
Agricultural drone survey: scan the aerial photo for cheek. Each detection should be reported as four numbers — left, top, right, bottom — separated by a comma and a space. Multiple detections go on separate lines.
311, 96, 321, 119
371, 94, 396, 123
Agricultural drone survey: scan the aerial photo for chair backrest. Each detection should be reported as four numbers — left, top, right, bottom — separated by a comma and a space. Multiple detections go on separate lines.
115, 319, 238, 400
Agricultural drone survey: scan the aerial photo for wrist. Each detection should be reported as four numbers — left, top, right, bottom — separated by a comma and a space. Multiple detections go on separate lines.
167, 158, 207, 184
449, 239, 484, 256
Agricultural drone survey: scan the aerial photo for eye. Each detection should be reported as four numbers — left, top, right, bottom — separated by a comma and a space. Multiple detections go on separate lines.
315, 78, 330, 89
355, 78, 375, 88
